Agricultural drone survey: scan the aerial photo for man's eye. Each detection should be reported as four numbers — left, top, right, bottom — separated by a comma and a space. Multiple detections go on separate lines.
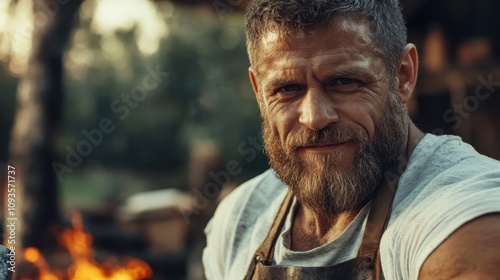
330, 78, 360, 92
332, 78, 358, 85
276, 84, 303, 93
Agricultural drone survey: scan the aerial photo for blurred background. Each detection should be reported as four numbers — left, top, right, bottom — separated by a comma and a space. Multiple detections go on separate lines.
0, 0, 499, 279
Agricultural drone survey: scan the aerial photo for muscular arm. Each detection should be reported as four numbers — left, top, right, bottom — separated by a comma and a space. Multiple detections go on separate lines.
419, 213, 500, 279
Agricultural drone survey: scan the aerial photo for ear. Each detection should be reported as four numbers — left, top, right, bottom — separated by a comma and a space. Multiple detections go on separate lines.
396, 44, 419, 104
249, 67, 260, 100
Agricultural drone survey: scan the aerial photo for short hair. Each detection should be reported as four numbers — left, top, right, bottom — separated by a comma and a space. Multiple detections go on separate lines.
245, 0, 407, 76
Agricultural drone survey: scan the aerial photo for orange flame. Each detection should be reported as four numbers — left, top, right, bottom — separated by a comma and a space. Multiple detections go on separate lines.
23, 213, 152, 280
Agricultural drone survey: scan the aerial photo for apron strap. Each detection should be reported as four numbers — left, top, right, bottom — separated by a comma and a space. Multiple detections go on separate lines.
255, 191, 295, 261
244, 191, 294, 280
356, 169, 401, 280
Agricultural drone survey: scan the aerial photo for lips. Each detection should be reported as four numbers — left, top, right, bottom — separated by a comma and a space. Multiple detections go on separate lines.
297, 141, 351, 153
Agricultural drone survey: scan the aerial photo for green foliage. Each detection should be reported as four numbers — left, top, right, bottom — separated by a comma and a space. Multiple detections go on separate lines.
56, 6, 267, 196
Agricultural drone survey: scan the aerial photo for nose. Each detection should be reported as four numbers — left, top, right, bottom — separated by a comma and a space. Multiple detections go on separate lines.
299, 88, 339, 131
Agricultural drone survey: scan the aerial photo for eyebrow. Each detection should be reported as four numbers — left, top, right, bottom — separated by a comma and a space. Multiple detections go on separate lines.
267, 77, 297, 88
322, 67, 380, 82
261, 73, 299, 92
320, 61, 381, 77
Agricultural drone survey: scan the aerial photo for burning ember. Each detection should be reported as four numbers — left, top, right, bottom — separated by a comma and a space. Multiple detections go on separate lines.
22, 213, 152, 280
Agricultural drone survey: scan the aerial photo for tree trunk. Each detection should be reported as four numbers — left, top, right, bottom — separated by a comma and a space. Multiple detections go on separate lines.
8, 0, 82, 251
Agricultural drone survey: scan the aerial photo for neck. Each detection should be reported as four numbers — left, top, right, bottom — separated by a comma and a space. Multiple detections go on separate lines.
406, 122, 425, 157
291, 201, 365, 251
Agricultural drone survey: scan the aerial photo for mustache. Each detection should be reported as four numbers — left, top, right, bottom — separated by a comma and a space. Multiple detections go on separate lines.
286, 126, 367, 150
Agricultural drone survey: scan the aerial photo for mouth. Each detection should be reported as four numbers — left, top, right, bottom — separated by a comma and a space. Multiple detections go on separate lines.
297, 141, 352, 153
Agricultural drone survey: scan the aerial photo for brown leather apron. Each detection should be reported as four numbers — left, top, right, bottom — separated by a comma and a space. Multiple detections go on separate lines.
243, 161, 403, 280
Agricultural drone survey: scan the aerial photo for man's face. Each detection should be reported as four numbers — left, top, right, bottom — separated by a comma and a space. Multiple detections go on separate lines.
250, 17, 408, 215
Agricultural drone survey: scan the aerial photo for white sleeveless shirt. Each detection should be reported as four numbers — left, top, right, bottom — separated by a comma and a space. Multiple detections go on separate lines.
203, 134, 500, 280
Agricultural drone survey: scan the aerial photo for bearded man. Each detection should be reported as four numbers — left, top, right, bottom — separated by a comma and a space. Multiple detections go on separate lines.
203, 0, 500, 279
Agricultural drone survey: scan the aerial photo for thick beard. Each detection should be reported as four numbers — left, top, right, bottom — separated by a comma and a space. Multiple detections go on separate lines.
262, 93, 407, 217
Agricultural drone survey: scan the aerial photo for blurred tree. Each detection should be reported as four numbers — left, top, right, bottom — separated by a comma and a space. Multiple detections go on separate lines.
59, 6, 267, 190
8, 0, 83, 249
0, 68, 17, 162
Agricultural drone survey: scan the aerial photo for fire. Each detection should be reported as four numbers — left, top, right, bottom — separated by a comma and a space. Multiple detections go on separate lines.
23, 213, 152, 280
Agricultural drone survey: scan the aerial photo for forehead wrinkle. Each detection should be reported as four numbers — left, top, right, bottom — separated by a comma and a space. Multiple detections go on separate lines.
252, 14, 385, 68
260, 49, 384, 87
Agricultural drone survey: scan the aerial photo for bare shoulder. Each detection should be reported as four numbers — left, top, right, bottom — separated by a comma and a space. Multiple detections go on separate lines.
419, 213, 500, 280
